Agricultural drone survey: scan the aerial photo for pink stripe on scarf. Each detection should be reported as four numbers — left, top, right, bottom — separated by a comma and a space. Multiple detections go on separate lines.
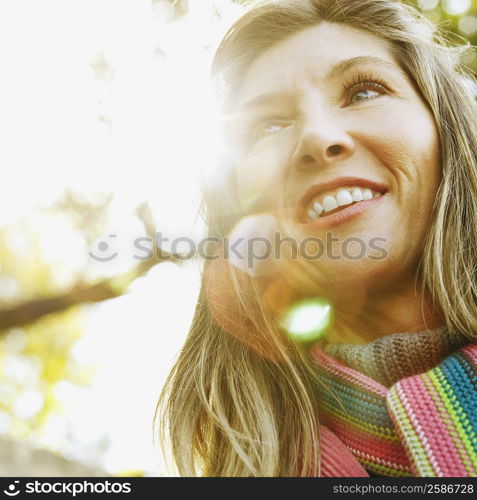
311, 345, 388, 397
319, 411, 412, 468
462, 345, 477, 365
319, 425, 369, 477
393, 376, 468, 476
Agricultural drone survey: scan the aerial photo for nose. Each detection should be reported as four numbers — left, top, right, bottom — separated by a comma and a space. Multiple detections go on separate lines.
291, 117, 355, 170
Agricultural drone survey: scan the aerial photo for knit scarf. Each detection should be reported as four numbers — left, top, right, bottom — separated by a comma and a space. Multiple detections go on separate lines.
310, 328, 477, 477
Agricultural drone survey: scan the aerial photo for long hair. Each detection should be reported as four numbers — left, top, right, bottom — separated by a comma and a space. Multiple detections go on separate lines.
155, 0, 477, 476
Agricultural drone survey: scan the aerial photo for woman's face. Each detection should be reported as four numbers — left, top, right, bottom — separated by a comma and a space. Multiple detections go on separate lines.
227, 22, 441, 296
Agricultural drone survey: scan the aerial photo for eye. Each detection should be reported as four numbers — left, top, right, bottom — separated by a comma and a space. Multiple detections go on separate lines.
254, 119, 291, 141
262, 123, 285, 135
349, 87, 382, 104
343, 73, 389, 106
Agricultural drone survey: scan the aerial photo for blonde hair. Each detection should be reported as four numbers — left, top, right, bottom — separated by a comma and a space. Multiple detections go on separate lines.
155, 0, 477, 476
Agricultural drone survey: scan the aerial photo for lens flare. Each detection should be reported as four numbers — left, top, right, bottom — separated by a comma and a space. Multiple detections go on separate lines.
281, 298, 332, 342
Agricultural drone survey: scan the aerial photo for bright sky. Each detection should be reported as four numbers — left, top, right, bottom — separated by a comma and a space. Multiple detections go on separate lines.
0, 0, 244, 474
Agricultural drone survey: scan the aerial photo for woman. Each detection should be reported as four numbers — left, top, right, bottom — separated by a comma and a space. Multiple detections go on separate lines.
156, 0, 477, 477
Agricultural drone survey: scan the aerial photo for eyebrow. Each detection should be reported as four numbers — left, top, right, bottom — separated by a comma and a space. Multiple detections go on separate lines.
235, 91, 293, 114
327, 55, 400, 80
235, 55, 404, 113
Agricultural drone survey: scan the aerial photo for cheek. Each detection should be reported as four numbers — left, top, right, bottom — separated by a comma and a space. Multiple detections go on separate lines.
357, 106, 440, 184
391, 111, 441, 206
235, 140, 292, 212
396, 110, 440, 178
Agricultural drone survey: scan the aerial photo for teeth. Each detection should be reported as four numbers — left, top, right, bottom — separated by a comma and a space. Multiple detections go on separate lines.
351, 188, 364, 202
336, 189, 354, 207
307, 209, 318, 220
313, 201, 324, 216
322, 195, 338, 213
305, 185, 384, 222
362, 188, 373, 200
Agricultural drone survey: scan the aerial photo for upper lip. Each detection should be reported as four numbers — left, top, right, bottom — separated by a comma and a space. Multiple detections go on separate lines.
296, 175, 389, 221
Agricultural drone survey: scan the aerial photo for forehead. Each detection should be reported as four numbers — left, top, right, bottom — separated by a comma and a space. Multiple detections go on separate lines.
234, 22, 399, 110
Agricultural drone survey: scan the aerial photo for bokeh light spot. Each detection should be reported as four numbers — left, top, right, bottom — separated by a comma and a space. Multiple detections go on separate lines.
418, 0, 440, 10
281, 298, 332, 342
442, 0, 471, 16
459, 15, 477, 36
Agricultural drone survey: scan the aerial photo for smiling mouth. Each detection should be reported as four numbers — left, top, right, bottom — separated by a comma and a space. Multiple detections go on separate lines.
303, 185, 384, 222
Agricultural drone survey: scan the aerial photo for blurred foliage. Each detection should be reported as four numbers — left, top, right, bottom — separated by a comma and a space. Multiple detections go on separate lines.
0, 312, 91, 440
0, 194, 110, 459
114, 469, 146, 477
408, 0, 477, 73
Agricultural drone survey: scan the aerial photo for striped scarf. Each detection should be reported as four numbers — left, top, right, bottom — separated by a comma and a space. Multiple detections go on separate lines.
311, 330, 477, 477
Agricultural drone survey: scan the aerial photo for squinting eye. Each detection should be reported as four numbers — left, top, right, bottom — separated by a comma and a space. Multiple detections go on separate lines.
252, 120, 291, 142
349, 88, 382, 104
262, 123, 285, 135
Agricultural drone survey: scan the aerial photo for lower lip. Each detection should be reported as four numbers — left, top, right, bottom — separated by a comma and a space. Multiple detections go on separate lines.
301, 194, 386, 230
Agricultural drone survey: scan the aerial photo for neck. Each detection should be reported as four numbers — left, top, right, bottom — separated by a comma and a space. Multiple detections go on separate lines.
325, 276, 445, 344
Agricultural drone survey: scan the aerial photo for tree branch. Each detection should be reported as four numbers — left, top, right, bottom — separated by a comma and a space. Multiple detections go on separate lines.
0, 248, 184, 333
